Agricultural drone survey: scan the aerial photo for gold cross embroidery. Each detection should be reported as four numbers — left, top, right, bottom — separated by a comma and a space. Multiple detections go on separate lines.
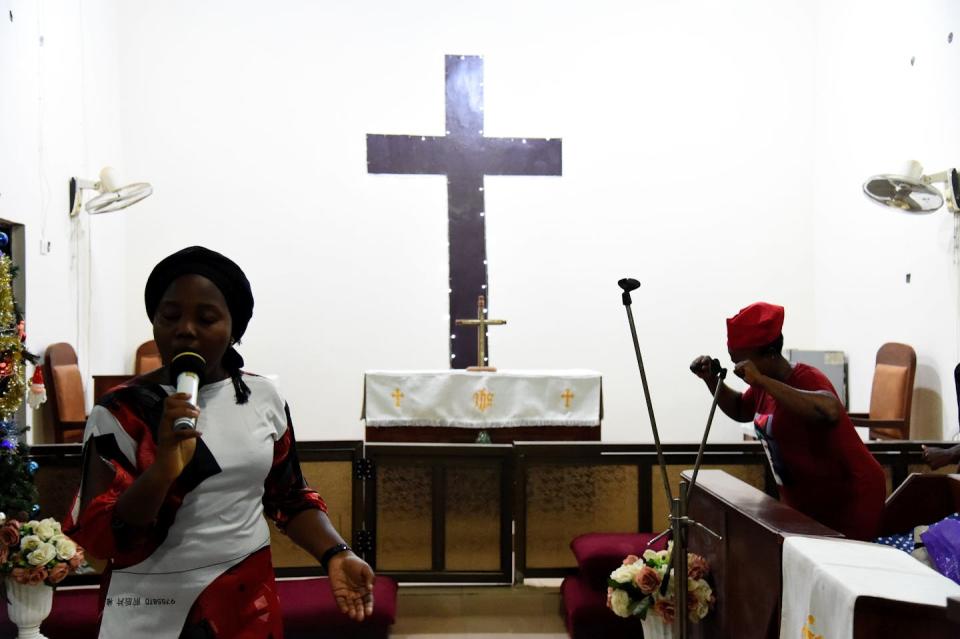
391, 388, 404, 408
801, 615, 822, 639
473, 388, 494, 412
561, 388, 575, 409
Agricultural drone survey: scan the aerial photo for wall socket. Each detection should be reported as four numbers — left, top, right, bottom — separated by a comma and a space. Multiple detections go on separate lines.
40, 238, 51, 255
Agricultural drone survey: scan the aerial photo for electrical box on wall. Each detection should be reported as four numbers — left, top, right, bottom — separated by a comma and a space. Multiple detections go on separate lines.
786, 349, 848, 408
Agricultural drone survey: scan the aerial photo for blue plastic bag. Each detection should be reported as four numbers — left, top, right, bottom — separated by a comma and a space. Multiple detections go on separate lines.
921, 518, 960, 585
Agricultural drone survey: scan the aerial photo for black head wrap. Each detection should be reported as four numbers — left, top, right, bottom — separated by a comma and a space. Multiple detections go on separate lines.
144, 246, 254, 404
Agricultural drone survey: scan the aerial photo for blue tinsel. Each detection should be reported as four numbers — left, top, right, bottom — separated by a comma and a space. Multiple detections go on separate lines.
0, 420, 24, 452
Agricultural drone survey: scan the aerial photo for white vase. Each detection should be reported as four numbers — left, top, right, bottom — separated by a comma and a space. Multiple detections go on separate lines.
4, 578, 52, 639
640, 615, 674, 639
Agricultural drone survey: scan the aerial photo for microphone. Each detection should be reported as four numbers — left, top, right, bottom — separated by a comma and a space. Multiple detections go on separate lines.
170, 351, 206, 431
617, 278, 641, 306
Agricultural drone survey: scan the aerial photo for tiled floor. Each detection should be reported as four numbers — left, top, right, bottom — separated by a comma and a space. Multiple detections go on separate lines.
390, 584, 568, 638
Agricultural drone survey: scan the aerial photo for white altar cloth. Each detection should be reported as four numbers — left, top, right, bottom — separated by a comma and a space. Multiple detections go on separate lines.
780, 535, 960, 639
362, 369, 602, 428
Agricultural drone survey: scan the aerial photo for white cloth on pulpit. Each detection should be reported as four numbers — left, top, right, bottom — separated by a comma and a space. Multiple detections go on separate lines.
780, 535, 960, 639
362, 369, 601, 427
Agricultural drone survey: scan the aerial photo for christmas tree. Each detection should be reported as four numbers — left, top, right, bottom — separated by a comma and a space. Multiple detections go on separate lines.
0, 421, 36, 520
0, 254, 38, 520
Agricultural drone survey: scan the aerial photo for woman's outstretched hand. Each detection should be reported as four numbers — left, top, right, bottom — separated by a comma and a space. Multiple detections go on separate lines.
327, 553, 375, 621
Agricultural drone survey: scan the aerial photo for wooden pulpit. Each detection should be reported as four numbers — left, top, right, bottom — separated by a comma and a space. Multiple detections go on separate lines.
683, 470, 960, 639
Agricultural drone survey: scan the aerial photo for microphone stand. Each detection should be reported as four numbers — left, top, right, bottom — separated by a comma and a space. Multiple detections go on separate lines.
618, 278, 723, 639
687, 360, 727, 509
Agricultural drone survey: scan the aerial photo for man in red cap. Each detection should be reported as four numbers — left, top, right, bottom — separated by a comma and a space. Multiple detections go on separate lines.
690, 302, 886, 541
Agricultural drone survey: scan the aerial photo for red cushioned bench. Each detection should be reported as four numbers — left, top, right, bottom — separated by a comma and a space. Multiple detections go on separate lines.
561, 532, 667, 639
0, 576, 397, 639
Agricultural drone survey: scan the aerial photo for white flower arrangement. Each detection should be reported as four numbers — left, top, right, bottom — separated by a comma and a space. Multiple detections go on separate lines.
0, 517, 85, 586
606, 542, 715, 625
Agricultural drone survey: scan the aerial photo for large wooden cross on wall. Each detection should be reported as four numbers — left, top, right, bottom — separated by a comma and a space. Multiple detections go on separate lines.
366, 55, 562, 368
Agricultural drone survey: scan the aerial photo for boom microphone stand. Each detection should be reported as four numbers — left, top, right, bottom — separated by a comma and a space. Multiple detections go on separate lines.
617, 278, 723, 639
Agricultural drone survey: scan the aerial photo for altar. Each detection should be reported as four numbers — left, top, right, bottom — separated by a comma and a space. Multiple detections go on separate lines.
362, 369, 602, 442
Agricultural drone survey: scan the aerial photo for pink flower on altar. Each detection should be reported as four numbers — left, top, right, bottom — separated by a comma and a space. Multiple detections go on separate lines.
622, 554, 640, 565
654, 598, 676, 625
687, 554, 709, 580
0, 522, 21, 547
26, 566, 47, 586
10, 567, 28, 584
635, 565, 661, 594
47, 563, 69, 584
0, 544, 7, 564
68, 548, 85, 570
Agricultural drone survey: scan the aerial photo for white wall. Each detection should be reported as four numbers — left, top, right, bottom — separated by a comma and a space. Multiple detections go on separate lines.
0, 0, 42, 440
12, 1, 958, 444
813, 0, 960, 440
103, 0, 817, 442
0, 0, 128, 442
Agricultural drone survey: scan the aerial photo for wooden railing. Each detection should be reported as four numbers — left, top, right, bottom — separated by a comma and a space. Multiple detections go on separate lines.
26, 439, 938, 585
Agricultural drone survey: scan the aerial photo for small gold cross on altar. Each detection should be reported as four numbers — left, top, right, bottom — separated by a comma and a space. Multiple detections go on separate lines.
455, 295, 506, 371
391, 388, 404, 408
561, 388, 575, 409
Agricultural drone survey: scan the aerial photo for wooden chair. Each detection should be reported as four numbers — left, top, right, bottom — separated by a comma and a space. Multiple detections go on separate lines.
850, 342, 917, 440
134, 339, 162, 374
42, 342, 86, 443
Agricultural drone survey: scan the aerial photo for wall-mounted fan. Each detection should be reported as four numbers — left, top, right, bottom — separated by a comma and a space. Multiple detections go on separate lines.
863, 161, 959, 214
69, 167, 152, 216
67, 166, 153, 404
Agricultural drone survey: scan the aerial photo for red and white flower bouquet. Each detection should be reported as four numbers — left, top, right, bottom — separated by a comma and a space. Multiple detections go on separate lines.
606, 543, 715, 625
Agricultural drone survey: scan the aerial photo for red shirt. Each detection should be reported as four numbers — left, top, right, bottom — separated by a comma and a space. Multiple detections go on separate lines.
742, 363, 886, 540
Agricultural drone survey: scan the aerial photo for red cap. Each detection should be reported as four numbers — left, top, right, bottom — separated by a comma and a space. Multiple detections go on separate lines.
726, 302, 784, 350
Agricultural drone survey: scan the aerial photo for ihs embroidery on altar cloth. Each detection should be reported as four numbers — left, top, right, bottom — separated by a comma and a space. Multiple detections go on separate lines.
473, 389, 494, 412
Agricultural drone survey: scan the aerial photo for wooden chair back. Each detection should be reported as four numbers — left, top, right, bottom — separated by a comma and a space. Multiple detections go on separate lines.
851, 342, 916, 440
42, 342, 86, 443
134, 340, 162, 375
